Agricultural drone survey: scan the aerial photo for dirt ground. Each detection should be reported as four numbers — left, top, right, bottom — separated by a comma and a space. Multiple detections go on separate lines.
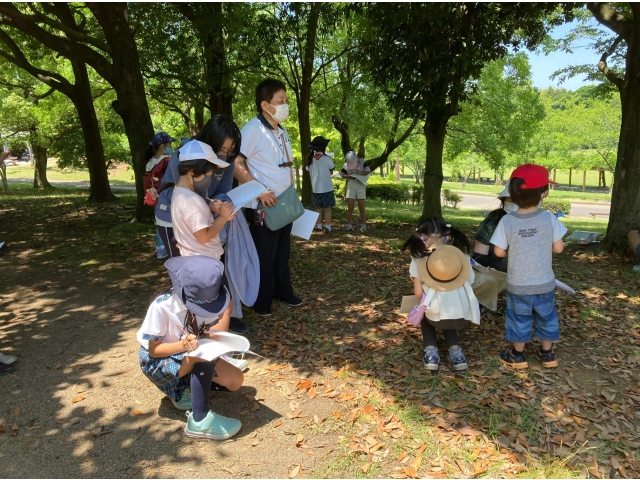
1, 191, 640, 479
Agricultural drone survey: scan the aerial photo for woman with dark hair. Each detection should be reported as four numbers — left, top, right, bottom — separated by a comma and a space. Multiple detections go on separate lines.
154, 114, 249, 335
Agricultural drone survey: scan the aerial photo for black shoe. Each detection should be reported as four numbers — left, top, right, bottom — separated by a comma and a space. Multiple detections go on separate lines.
0, 361, 15, 375
253, 308, 272, 317
228, 317, 248, 335
283, 295, 303, 307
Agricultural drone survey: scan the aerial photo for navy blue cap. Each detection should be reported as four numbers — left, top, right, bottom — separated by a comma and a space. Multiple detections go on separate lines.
150, 132, 177, 148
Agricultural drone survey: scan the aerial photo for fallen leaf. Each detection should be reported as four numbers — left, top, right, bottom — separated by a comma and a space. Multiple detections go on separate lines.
0, 425, 5, 435
414, 453, 423, 471
267, 364, 287, 371
273, 420, 283, 428
397, 451, 407, 461
14, 407, 20, 415
298, 380, 312, 390
132, 410, 150, 416
252, 438, 259, 447
71, 396, 85, 404
55, 363, 62, 370
10, 423, 19, 436
307, 387, 317, 399
458, 427, 483, 438
361, 463, 371, 473
296, 433, 305, 447
402, 466, 417, 478
288, 464, 300, 479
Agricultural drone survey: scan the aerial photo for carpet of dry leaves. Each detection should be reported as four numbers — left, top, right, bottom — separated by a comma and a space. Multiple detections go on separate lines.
0, 190, 639, 478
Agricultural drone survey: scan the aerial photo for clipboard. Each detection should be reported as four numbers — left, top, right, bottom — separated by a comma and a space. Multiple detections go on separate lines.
400, 295, 421, 313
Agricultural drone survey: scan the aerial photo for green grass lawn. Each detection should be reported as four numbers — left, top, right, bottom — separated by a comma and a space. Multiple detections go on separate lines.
4, 161, 135, 186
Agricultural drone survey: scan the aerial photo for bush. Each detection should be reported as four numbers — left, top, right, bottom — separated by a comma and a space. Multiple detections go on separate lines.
442, 189, 462, 208
332, 176, 410, 203
542, 198, 571, 215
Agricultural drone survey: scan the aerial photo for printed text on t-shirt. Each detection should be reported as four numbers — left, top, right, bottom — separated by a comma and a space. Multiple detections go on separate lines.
518, 228, 538, 238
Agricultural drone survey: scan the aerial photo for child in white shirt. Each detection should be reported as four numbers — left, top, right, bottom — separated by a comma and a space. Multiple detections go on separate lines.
401, 218, 480, 372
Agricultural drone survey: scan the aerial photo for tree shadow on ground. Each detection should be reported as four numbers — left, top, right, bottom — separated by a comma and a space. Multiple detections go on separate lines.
1, 189, 639, 478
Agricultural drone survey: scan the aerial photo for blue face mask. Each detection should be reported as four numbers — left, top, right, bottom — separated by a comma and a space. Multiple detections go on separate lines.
163, 146, 174, 155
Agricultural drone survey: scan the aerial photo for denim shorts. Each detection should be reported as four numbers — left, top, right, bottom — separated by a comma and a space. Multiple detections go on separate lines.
505, 291, 560, 343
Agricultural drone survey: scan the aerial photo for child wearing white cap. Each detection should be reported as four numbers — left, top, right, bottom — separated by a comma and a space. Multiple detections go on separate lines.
171, 140, 234, 259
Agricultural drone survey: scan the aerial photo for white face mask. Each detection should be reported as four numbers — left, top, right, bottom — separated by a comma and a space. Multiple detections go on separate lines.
503, 201, 518, 214
268, 103, 289, 123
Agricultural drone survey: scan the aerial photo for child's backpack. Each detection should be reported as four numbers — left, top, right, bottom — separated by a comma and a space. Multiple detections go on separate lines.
143, 156, 171, 206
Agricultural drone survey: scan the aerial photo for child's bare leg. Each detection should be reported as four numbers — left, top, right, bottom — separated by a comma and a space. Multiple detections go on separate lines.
214, 359, 244, 391
346, 199, 355, 225
214, 303, 232, 333
540, 339, 553, 350
324, 207, 332, 226
512, 341, 525, 352
315, 208, 323, 228
358, 199, 366, 225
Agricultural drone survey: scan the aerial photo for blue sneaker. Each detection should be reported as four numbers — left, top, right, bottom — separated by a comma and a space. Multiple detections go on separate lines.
498, 348, 529, 369
184, 410, 242, 440
535, 348, 558, 368
170, 389, 192, 411
447, 347, 468, 371
423, 348, 440, 371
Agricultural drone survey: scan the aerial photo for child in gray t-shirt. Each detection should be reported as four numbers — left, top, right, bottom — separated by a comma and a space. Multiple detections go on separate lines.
490, 164, 567, 370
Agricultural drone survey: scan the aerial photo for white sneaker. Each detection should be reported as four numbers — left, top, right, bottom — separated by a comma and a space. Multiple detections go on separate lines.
220, 354, 248, 371
0, 352, 16, 364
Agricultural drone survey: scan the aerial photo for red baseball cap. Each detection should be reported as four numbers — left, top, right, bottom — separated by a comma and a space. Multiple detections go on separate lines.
510, 164, 557, 189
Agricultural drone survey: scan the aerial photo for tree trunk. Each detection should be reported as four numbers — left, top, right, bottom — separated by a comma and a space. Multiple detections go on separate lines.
194, 103, 205, 134
331, 116, 353, 155
70, 59, 115, 202
31, 144, 52, 189
357, 137, 365, 160
89, 4, 155, 219
569, 167, 572, 186
421, 122, 446, 220
601, 22, 640, 253
0, 164, 8, 193
297, 3, 320, 207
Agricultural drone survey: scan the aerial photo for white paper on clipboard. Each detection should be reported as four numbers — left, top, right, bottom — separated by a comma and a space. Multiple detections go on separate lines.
226, 180, 267, 214
291, 209, 319, 240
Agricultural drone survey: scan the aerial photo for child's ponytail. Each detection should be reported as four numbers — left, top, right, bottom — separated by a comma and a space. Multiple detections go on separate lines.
306, 149, 315, 167
446, 225, 470, 254
401, 231, 430, 258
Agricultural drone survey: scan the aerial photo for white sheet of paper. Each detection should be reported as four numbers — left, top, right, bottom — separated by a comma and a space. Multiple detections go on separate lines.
226, 180, 267, 214
186, 331, 250, 362
291, 209, 319, 240
555, 279, 576, 295
350, 174, 370, 185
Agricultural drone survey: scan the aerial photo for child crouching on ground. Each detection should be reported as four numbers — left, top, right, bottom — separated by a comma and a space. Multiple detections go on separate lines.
137, 256, 244, 440
490, 164, 567, 369
401, 218, 480, 372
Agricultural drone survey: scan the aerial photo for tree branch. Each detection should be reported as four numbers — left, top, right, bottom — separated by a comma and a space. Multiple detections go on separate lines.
586, 2, 631, 39
0, 28, 72, 97
597, 35, 625, 91
310, 45, 357, 84
0, 4, 114, 83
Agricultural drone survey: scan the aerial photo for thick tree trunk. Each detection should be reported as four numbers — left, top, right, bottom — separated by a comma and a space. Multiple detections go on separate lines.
194, 103, 205, 133
602, 26, 640, 253
90, 4, 154, 219
421, 123, 446, 220
71, 59, 115, 202
32, 144, 52, 189
298, 93, 313, 206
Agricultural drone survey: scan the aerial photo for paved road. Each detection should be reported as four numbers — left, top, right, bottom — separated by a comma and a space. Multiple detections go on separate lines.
456, 191, 610, 219
7, 178, 611, 219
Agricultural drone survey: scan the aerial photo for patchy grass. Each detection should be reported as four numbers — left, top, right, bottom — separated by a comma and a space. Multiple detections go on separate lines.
4, 161, 135, 186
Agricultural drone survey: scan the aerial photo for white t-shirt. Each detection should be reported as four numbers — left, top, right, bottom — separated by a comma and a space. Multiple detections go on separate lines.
240, 115, 294, 208
136, 292, 219, 349
306, 152, 335, 193
170, 186, 223, 259
409, 257, 480, 325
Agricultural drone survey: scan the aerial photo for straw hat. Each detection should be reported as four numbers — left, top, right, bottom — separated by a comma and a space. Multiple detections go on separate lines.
417, 245, 471, 292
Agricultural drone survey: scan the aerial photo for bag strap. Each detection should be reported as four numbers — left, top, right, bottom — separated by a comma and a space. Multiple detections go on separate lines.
280, 132, 294, 186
